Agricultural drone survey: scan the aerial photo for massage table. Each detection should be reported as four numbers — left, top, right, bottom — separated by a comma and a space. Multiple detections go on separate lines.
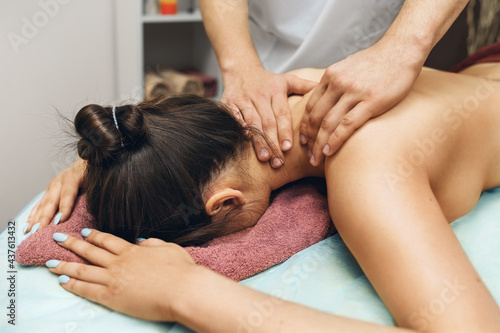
1, 187, 499, 332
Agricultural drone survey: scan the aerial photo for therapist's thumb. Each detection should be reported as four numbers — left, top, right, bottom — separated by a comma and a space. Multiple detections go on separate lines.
284, 74, 318, 95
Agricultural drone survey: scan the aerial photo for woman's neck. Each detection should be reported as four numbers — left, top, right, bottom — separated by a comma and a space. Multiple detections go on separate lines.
248, 92, 325, 192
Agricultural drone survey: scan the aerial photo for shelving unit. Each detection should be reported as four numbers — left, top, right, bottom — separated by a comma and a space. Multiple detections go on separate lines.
114, 0, 221, 103
142, 10, 202, 23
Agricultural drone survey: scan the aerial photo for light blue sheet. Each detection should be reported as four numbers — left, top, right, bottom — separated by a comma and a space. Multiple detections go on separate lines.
1, 188, 499, 332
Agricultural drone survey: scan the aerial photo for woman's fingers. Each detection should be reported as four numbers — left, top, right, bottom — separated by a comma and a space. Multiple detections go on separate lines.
48, 260, 111, 285
56, 274, 116, 311
57, 176, 80, 223
54, 232, 116, 267
83, 229, 133, 255
25, 200, 41, 233
24, 160, 85, 234
28, 179, 63, 232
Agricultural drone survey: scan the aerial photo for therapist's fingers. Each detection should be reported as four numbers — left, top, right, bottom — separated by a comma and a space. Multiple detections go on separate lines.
272, 93, 294, 152
300, 83, 341, 145
322, 102, 373, 156
304, 90, 344, 146
252, 98, 284, 168
54, 232, 116, 267
309, 94, 358, 151
225, 102, 246, 127
284, 73, 318, 96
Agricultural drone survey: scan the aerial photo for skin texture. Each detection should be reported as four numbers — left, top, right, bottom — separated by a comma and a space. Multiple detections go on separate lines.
44, 65, 500, 332
200, 0, 470, 168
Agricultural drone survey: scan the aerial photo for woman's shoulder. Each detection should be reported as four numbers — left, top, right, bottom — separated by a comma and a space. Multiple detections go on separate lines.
286, 68, 324, 82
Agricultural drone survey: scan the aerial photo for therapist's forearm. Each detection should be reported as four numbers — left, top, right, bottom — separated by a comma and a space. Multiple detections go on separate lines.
199, 0, 262, 75
381, 0, 469, 65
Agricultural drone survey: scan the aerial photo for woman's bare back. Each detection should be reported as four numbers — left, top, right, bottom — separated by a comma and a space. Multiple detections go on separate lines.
289, 65, 500, 222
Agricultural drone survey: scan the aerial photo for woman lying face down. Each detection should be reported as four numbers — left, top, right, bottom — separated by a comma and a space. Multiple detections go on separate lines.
76, 91, 328, 246
35, 64, 500, 331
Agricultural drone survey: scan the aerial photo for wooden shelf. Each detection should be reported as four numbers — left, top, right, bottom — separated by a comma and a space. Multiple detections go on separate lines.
142, 10, 202, 23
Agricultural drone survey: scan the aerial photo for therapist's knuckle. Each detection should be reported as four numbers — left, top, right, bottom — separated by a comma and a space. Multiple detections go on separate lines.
309, 113, 323, 127
330, 130, 343, 143
261, 118, 276, 130
305, 101, 314, 113
274, 107, 288, 117
340, 114, 356, 128
325, 66, 338, 79
320, 117, 333, 130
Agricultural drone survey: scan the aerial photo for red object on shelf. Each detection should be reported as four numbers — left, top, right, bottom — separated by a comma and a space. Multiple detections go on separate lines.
160, 0, 177, 15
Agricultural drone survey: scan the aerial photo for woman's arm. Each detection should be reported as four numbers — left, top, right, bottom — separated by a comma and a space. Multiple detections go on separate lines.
324, 128, 500, 332
50, 230, 414, 332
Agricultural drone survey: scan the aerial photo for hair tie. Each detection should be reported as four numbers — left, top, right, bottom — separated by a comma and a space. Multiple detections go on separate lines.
112, 106, 125, 147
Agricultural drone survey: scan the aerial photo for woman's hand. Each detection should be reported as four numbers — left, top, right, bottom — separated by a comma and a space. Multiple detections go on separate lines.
25, 159, 86, 234
47, 229, 197, 322
222, 65, 317, 168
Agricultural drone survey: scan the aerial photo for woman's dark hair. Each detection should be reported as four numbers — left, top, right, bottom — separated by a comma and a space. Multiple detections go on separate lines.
75, 95, 252, 246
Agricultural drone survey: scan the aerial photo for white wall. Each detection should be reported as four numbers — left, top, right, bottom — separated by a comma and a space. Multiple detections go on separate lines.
0, 0, 117, 231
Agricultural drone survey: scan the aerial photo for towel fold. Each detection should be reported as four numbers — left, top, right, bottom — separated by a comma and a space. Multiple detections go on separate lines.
451, 41, 500, 72
15, 182, 334, 281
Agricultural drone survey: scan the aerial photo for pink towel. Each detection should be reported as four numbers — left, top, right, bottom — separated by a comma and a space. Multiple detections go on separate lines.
15, 182, 334, 281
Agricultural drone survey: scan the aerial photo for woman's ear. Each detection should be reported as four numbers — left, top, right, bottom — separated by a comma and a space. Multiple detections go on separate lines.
205, 188, 246, 216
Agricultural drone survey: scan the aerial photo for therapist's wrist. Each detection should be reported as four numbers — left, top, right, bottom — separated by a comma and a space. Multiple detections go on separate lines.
376, 33, 428, 72
221, 62, 266, 87
220, 53, 264, 76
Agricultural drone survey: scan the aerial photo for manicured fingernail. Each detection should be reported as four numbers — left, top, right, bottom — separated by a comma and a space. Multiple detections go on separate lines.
259, 148, 269, 159
54, 212, 63, 225
81, 228, 92, 238
272, 158, 283, 168
300, 134, 307, 144
23, 223, 29, 234
58, 275, 70, 284
136, 238, 146, 242
45, 260, 61, 268
307, 149, 312, 158
310, 155, 316, 165
53, 233, 68, 242
28, 223, 40, 235
281, 140, 292, 150
323, 144, 331, 155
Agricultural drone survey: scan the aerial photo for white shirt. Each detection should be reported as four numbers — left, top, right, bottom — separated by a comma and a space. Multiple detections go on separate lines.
248, 0, 405, 73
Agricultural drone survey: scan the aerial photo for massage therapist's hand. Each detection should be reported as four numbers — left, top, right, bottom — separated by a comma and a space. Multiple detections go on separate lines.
48, 229, 197, 322
25, 158, 86, 234
301, 39, 423, 166
222, 65, 316, 168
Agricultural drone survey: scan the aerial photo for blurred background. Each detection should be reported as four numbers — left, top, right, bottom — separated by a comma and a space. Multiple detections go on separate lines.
0, 0, 499, 231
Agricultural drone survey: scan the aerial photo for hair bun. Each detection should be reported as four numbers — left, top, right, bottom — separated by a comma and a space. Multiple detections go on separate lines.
75, 104, 147, 166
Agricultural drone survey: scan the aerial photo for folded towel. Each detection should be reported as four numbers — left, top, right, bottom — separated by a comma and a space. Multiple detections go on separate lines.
15, 182, 334, 281
451, 41, 500, 72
